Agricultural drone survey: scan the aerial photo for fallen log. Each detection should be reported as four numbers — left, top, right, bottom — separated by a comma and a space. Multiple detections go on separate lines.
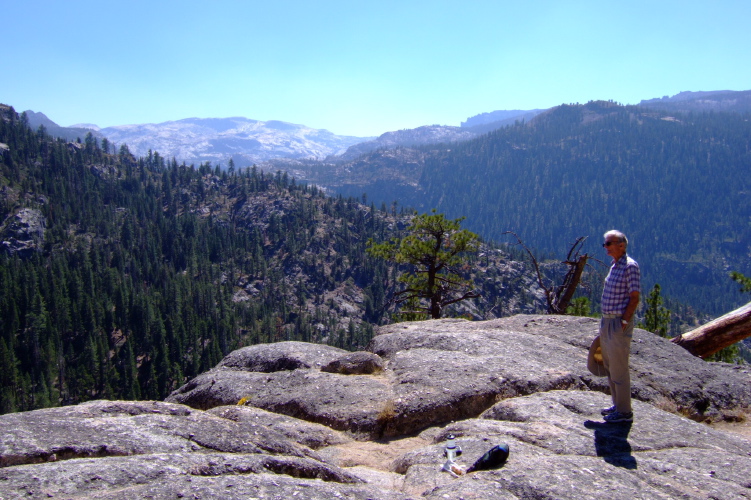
671, 301, 751, 358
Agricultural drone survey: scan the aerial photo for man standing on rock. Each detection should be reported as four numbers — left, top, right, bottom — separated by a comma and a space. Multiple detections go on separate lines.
599, 230, 640, 424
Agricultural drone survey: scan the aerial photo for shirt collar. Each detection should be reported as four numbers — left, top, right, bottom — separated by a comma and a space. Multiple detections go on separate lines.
613, 254, 629, 266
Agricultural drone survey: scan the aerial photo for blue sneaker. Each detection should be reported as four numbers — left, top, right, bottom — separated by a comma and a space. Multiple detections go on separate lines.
600, 405, 616, 416
604, 411, 633, 423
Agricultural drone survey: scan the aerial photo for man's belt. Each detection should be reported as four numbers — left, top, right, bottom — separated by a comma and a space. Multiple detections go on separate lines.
602, 314, 621, 318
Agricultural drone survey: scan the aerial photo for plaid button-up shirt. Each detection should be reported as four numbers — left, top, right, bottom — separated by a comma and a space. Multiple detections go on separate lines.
601, 254, 640, 316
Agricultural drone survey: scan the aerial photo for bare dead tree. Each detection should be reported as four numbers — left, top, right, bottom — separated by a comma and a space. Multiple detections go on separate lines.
504, 232, 589, 314
553, 237, 590, 314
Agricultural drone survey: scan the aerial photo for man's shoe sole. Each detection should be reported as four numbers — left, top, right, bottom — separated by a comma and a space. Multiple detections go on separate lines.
604, 413, 633, 423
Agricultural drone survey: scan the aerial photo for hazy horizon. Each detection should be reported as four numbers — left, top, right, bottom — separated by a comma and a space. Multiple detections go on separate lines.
3, 0, 750, 137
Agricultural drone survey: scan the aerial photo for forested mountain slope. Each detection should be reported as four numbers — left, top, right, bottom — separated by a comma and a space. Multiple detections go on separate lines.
638, 89, 751, 114
327, 101, 751, 316
0, 105, 544, 414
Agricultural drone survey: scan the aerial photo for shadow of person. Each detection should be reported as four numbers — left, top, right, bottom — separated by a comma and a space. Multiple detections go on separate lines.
583, 420, 637, 469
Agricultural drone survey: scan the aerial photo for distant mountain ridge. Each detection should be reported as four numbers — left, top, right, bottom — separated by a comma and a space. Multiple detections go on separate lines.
22, 110, 543, 170
23, 110, 104, 143
638, 90, 751, 113
460, 108, 547, 134
23, 113, 371, 167
334, 125, 477, 161
21, 89, 751, 171
95, 117, 368, 167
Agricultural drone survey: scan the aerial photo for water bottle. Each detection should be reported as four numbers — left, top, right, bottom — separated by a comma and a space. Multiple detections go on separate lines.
466, 442, 509, 472
441, 434, 464, 476
444, 434, 460, 462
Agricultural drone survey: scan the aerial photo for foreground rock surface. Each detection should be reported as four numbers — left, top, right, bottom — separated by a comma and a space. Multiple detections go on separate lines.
2, 315, 751, 499
2, 393, 750, 499
0, 400, 402, 499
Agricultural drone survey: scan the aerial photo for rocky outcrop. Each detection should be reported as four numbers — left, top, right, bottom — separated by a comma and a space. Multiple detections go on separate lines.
0, 208, 46, 257
168, 316, 751, 439
167, 342, 396, 435
2, 315, 751, 499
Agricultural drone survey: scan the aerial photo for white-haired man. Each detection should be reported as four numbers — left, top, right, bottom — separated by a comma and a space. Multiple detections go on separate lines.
600, 230, 640, 423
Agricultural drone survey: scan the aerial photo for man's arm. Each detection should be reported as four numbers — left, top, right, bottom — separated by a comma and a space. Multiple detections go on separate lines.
622, 291, 640, 324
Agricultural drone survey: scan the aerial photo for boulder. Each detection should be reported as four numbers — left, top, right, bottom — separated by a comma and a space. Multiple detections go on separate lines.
0, 453, 410, 500
0, 400, 413, 499
217, 341, 346, 372
169, 316, 751, 439
321, 351, 385, 374
0, 400, 321, 468
168, 341, 397, 437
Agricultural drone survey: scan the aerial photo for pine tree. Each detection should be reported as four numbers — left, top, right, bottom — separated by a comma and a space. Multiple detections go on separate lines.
640, 284, 671, 338
367, 210, 480, 319
730, 272, 751, 295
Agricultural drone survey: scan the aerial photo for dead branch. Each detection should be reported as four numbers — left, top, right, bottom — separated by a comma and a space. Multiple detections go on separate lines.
504, 232, 589, 315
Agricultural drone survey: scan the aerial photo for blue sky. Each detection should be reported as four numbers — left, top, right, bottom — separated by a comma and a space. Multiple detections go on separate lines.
3, 0, 750, 137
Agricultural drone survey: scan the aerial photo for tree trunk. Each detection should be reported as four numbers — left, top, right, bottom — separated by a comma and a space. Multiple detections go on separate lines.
671, 301, 751, 358
551, 254, 588, 314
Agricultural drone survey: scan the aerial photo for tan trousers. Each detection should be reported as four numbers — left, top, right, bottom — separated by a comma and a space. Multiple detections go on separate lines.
599, 317, 634, 413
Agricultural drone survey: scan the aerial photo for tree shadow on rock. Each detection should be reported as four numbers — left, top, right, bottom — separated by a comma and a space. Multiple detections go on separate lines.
583, 420, 637, 470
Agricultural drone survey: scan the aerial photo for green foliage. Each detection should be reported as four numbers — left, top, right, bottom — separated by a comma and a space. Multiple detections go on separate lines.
730, 271, 751, 295
367, 210, 479, 319
704, 272, 750, 364
565, 297, 592, 317
391, 296, 430, 323
639, 284, 671, 338
705, 344, 742, 364
738, 343, 751, 364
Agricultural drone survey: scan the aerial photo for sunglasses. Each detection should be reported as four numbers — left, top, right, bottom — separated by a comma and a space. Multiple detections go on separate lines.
602, 241, 622, 247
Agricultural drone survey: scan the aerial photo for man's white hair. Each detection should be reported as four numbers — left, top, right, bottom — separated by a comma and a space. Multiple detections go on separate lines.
604, 230, 628, 248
